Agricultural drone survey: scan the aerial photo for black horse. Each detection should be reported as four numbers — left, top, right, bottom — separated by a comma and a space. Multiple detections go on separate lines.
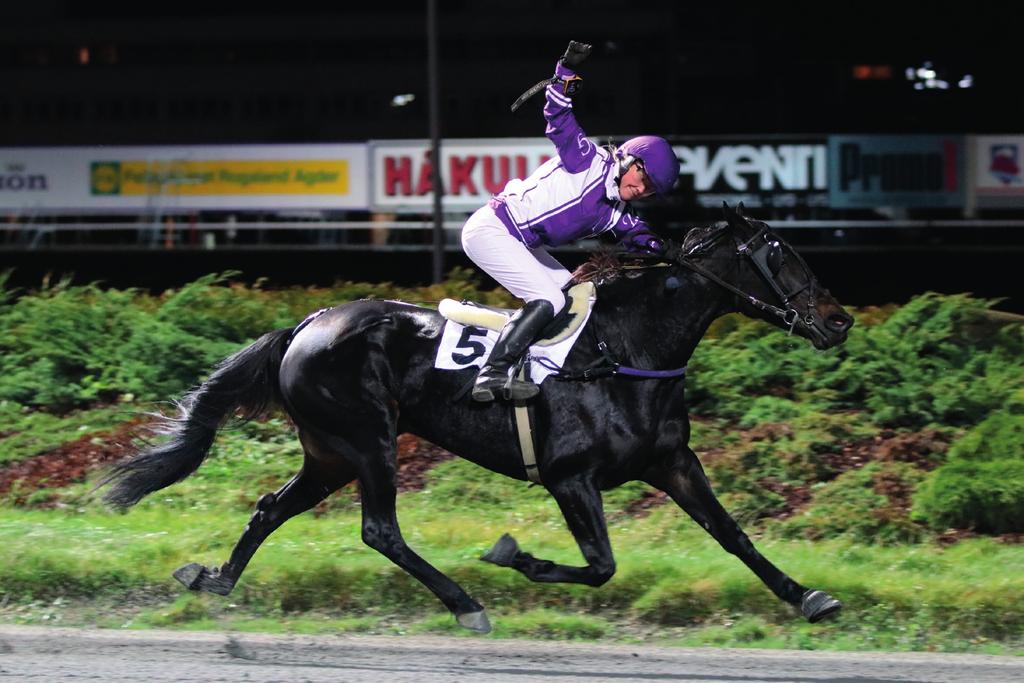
101, 205, 854, 633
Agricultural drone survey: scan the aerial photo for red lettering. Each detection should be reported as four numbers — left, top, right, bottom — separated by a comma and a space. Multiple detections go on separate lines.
384, 157, 411, 196
449, 155, 478, 195
416, 153, 434, 196
482, 155, 511, 194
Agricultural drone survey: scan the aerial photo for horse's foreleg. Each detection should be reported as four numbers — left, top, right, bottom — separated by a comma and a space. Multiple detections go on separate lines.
481, 476, 616, 587
644, 448, 841, 623
174, 455, 352, 596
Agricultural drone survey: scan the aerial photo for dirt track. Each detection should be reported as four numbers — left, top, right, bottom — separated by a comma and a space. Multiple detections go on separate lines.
0, 625, 1021, 682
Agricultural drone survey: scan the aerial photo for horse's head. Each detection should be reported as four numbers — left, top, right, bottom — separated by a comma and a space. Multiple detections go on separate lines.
675, 204, 853, 349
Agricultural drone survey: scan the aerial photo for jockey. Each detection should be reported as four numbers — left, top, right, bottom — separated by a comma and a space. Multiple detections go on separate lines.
461, 40, 679, 402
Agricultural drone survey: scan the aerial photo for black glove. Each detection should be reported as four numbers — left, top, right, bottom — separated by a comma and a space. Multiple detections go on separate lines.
560, 41, 592, 69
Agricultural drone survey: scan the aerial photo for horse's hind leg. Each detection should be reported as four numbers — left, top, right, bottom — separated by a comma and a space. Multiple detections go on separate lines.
174, 446, 354, 596
335, 428, 491, 633
643, 447, 842, 623
481, 475, 616, 587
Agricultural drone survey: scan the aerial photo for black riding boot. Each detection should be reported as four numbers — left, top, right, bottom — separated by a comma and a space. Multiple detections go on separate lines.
472, 300, 556, 402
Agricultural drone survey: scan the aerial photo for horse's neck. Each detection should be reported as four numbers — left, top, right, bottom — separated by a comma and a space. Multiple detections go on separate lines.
595, 267, 734, 368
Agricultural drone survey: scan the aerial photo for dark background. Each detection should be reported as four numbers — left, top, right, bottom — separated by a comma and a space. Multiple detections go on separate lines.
1, 0, 1021, 309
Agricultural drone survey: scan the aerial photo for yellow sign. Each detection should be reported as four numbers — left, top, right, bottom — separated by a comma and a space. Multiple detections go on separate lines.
90, 160, 349, 196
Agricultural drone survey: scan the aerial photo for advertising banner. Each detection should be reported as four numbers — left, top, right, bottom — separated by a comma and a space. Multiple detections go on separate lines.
973, 135, 1024, 207
369, 138, 555, 212
370, 136, 830, 213
828, 135, 966, 208
673, 138, 829, 209
0, 144, 369, 212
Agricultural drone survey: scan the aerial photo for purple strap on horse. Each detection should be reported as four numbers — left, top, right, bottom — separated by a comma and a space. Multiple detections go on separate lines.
534, 341, 686, 382
615, 365, 687, 379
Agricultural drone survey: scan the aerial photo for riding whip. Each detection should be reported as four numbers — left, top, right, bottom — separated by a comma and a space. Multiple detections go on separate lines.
510, 40, 591, 112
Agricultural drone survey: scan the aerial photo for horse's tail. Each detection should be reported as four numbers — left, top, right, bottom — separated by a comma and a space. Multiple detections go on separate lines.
100, 327, 294, 508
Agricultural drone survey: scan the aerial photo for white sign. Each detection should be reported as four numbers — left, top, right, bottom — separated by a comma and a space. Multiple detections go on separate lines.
675, 143, 827, 192
0, 144, 369, 212
370, 138, 555, 211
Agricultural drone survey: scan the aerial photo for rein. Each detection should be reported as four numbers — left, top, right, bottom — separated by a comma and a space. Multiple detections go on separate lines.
544, 221, 826, 384
676, 226, 827, 345
675, 255, 803, 332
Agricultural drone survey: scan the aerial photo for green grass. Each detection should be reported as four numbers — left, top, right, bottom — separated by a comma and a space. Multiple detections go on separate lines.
1, 489, 1022, 654
1, 284, 1022, 652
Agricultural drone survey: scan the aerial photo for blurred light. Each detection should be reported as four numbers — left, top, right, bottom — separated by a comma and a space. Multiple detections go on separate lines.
390, 93, 415, 107
852, 64, 893, 80
958, 74, 974, 88
905, 67, 916, 80
77, 47, 90, 66
916, 66, 936, 80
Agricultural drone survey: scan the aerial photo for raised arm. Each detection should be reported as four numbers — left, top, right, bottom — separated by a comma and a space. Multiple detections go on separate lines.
544, 41, 597, 173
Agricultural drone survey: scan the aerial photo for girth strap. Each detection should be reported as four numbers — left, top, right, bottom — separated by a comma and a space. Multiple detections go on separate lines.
513, 364, 541, 483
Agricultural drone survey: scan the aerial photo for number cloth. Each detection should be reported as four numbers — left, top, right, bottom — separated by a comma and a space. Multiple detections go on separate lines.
433, 309, 594, 385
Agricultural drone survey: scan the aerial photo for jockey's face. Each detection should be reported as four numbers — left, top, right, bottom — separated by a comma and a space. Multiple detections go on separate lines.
618, 162, 655, 202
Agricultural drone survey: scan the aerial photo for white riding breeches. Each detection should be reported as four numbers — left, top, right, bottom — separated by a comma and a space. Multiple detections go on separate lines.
461, 204, 572, 313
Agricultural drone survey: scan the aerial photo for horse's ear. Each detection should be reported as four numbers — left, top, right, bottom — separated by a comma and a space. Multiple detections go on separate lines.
737, 201, 746, 216
722, 201, 742, 230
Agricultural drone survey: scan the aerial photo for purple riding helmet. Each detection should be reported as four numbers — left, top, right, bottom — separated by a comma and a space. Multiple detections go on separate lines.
615, 135, 678, 197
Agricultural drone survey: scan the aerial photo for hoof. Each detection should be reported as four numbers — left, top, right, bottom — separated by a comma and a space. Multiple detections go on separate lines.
480, 534, 519, 567
456, 609, 492, 634
173, 562, 234, 596
801, 589, 842, 623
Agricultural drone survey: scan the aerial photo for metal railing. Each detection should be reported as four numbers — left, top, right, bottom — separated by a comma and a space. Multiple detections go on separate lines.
3, 219, 1024, 252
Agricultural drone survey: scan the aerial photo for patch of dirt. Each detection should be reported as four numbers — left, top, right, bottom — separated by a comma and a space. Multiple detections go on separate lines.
1, 417, 457, 508
623, 489, 668, 516
0, 418, 151, 506
757, 477, 814, 520
818, 427, 952, 480
394, 433, 455, 492
870, 466, 917, 522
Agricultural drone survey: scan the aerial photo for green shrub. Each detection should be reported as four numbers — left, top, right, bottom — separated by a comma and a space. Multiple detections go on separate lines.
822, 293, 1024, 428
911, 398, 1024, 533
774, 462, 927, 544
155, 273, 295, 343
912, 459, 1024, 534
0, 270, 515, 411
944, 391, 1024, 462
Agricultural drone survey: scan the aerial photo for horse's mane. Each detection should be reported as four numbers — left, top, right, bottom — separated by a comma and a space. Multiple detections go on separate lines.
571, 249, 632, 284
571, 222, 729, 284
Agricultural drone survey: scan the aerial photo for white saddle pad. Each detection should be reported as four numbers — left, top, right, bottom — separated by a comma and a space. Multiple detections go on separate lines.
433, 285, 596, 385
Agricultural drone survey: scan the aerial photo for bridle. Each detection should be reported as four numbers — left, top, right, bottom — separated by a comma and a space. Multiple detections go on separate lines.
673, 225, 828, 345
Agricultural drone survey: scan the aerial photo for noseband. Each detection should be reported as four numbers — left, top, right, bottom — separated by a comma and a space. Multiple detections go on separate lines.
675, 228, 827, 344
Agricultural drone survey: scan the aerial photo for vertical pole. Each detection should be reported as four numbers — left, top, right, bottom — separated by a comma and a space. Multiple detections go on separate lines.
427, 0, 444, 282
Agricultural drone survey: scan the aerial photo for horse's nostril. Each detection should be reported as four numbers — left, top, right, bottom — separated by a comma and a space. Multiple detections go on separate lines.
827, 314, 851, 332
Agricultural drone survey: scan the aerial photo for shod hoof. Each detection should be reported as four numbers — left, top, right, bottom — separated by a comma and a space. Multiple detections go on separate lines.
480, 534, 520, 567
801, 589, 842, 623
173, 562, 234, 596
456, 609, 492, 634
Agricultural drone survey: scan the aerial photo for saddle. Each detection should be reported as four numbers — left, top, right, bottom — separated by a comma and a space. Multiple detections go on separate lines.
437, 282, 596, 346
